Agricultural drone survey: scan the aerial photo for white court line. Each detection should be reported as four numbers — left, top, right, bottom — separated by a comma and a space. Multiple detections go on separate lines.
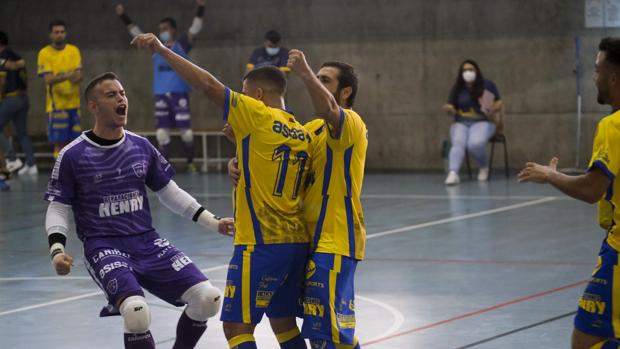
0, 277, 228, 282
150, 293, 406, 345
193, 193, 566, 201
366, 197, 556, 240
0, 264, 230, 316
0, 197, 554, 316
363, 194, 567, 200
0, 291, 104, 316
357, 295, 405, 340
0, 276, 92, 281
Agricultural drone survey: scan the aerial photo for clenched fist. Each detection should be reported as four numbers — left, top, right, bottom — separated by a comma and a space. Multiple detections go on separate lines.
52, 253, 74, 275
218, 218, 235, 237
131, 33, 165, 53
287, 49, 313, 77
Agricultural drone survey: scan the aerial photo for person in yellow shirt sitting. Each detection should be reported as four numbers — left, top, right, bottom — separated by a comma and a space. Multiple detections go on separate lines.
37, 20, 83, 158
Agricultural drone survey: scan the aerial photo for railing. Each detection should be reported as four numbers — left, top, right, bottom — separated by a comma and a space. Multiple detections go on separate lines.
13, 130, 231, 173
138, 130, 230, 172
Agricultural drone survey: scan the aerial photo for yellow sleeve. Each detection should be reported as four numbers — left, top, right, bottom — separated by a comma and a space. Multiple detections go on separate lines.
37, 48, 52, 76
589, 121, 620, 181
326, 109, 367, 149
72, 45, 82, 70
223, 87, 269, 137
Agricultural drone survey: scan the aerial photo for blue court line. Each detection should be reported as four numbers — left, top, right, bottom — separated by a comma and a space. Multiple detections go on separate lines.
453, 311, 576, 349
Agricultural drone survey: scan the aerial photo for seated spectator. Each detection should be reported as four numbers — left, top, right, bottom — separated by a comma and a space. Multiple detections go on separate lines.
441, 59, 503, 185
246, 30, 290, 74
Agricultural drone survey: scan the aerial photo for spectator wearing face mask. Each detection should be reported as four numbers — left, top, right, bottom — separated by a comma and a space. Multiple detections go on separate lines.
115, 0, 206, 173
441, 59, 503, 185
246, 30, 290, 74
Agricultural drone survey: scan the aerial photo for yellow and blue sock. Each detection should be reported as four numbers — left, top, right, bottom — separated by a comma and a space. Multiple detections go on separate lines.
228, 334, 257, 349
276, 327, 307, 349
592, 339, 620, 349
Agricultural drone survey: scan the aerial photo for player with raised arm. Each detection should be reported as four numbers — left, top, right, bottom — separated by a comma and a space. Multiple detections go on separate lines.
115, 0, 206, 172
226, 51, 368, 349
288, 50, 367, 349
132, 33, 311, 349
519, 37, 620, 349
45, 72, 233, 349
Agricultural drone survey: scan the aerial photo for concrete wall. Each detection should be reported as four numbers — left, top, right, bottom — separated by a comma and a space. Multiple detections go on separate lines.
1, 0, 617, 170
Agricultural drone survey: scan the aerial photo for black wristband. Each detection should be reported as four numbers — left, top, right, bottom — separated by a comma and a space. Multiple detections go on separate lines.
48, 232, 67, 248
120, 13, 133, 26
196, 5, 205, 17
49, 232, 67, 261
192, 207, 205, 222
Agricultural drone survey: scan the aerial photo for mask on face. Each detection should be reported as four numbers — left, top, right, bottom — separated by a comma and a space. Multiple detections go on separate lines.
266, 47, 280, 56
159, 31, 171, 43
462, 70, 476, 83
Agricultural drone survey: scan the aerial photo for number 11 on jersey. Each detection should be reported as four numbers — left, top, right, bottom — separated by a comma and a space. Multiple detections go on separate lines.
272, 144, 308, 199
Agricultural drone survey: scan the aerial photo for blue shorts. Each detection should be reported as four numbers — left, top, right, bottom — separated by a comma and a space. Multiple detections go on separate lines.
154, 93, 191, 129
220, 243, 309, 324
301, 252, 358, 345
574, 239, 620, 337
83, 231, 207, 316
48, 109, 81, 143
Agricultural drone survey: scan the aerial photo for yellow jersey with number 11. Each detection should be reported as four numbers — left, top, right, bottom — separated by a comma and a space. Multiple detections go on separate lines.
224, 87, 312, 245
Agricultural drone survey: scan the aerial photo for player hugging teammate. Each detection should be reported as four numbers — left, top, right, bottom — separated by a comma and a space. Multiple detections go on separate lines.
132, 29, 369, 348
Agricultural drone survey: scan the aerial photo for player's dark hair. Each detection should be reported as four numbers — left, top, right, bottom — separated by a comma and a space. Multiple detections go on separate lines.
243, 66, 287, 95
0, 32, 8, 46
84, 72, 119, 101
320, 61, 358, 108
264, 30, 281, 45
48, 19, 66, 32
159, 17, 177, 30
449, 59, 485, 103
599, 37, 620, 68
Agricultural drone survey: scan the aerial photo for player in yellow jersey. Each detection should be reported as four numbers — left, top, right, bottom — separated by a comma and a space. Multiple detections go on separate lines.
288, 50, 367, 349
37, 20, 83, 158
228, 51, 367, 349
132, 33, 311, 349
519, 37, 620, 349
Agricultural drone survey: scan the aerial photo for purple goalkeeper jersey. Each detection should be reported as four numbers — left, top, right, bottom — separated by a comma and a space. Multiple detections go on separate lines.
44, 131, 175, 241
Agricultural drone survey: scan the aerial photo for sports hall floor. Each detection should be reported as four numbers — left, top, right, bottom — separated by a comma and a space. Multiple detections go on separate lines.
0, 171, 600, 348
